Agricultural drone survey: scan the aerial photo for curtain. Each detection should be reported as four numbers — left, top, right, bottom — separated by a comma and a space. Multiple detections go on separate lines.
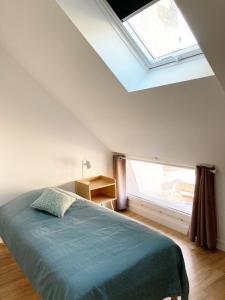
189, 165, 217, 250
113, 154, 128, 210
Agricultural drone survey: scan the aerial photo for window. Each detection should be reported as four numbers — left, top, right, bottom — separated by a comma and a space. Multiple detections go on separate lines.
127, 159, 196, 214
123, 0, 202, 68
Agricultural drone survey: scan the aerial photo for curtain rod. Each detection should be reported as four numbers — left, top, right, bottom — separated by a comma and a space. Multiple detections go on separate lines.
114, 153, 216, 172
197, 164, 216, 173
115, 154, 194, 170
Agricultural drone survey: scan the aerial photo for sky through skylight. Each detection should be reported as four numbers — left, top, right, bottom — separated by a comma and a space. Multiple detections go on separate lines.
125, 0, 198, 58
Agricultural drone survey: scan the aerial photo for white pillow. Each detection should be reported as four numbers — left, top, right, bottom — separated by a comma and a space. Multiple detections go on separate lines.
31, 188, 76, 218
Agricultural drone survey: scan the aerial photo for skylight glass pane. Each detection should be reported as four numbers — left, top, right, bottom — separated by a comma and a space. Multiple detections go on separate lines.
127, 160, 195, 214
125, 0, 198, 58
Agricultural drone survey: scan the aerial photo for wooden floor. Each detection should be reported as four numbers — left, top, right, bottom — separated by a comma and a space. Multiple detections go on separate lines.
0, 211, 225, 300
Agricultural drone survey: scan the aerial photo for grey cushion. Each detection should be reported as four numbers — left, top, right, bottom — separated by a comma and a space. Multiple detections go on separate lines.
31, 188, 76, 217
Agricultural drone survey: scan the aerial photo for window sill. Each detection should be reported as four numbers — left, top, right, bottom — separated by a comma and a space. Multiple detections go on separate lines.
135, 54, 213, 91
131, 192, 192, 215
128, 194, 191, 234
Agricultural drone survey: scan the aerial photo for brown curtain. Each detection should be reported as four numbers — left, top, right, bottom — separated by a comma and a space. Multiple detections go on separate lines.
113, 154, 128, 211
189, 165, 217, 250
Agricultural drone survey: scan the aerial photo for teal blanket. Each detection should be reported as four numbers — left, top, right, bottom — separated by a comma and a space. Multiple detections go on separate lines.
0, 189, 189, 300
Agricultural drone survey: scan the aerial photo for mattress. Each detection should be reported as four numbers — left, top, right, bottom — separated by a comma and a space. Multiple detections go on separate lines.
0, 189, 189, 300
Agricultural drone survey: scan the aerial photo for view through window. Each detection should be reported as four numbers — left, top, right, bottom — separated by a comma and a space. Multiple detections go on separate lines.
123, 0, 201, 65
127, 159, 196, 214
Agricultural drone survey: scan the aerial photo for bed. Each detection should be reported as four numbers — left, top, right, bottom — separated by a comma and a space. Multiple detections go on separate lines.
0, 188, 189, 300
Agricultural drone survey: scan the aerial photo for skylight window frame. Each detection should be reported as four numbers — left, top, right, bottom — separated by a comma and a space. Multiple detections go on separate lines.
98, 0, 203, 69
123, 19, 203, 69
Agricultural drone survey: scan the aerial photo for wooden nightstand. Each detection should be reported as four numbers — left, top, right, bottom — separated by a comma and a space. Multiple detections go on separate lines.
75, 176, 117, 210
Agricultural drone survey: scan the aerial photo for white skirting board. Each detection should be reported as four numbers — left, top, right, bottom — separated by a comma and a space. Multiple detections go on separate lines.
217, 239, 225, 252
128, 195, 225, 252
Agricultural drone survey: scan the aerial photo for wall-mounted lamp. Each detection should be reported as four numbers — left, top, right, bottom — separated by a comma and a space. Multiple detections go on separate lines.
82, 160, 92, 177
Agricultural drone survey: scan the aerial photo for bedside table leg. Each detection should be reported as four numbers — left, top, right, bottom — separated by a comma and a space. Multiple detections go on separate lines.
110, 200, 114, 211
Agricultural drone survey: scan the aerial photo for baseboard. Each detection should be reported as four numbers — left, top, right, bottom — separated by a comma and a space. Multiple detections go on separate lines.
217, 239, 225, 252
128, 195, 190, 235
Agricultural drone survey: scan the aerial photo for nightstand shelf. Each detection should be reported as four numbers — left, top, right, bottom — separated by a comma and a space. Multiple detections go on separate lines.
75, 176, 117, 210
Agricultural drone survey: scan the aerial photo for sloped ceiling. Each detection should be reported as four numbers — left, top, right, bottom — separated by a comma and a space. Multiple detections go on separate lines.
0, 0, 225, 167
1, 0, 225, 239
176, 0, 225, 91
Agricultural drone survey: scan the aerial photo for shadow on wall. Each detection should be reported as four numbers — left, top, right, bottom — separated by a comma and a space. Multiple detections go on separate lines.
0, 181, 114, 212
0, 181, 77, 206
0, 192, 22, 206
58, 181, 76, 193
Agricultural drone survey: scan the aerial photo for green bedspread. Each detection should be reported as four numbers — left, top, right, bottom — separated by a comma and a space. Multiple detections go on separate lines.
0, 189, 189, 300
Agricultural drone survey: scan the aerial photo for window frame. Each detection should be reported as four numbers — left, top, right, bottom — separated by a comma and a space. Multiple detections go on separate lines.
98, 0, 203, 69
123, 20, 203, 68
126, 158, 196, 215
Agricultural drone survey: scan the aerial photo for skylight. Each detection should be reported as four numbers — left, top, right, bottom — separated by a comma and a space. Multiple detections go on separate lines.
57, 0, 214, 91
123, 0, 202, 67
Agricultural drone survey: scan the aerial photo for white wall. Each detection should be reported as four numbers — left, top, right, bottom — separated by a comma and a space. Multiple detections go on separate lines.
0, 0, 225, 250
0, 46, 112, 205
